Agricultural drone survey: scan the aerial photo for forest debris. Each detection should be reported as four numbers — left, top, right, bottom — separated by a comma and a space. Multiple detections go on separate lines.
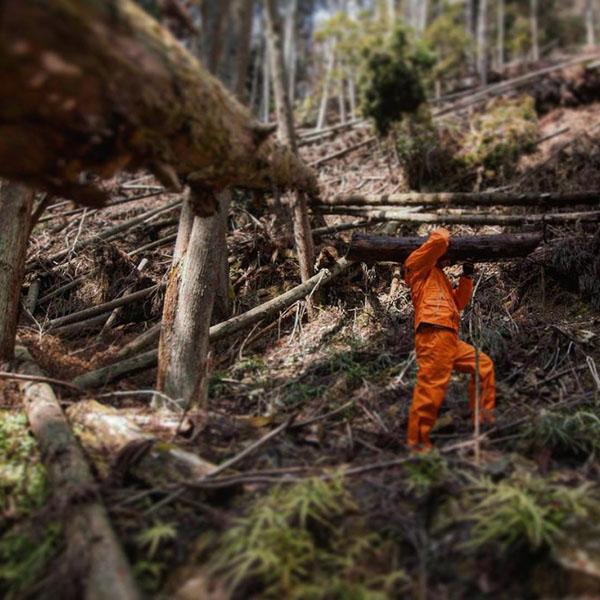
13, 347, 141, 600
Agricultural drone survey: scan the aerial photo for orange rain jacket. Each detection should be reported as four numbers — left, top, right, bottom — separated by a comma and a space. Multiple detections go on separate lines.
404, 228, 473, 332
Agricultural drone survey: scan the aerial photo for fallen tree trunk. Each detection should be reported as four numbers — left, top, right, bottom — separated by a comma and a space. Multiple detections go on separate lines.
66, 400, 214, 485
0, 181, 34, 361
14, 347, 141, 600
74, 257, 356, 389
0, 0, 317, 208
347, 232, 543, 263
315, 207, 600, 225
318, 191, 600, 208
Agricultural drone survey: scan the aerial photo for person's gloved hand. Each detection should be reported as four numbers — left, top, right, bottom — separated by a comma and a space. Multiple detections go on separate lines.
462, 262, 475, 277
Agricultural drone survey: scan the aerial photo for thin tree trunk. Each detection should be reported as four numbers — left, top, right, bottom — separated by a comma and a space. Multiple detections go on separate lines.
477, 0, 489, 84
265, 0, 315, 284
347, 232, 542, 263
348, 74, 357, 119
530, 0, 539, 62
156, 189, 220, 409
284, 0, 299, 103
317, 41, 336, 130
233, 0, 257, 102
0, 0, 317, 203
262, 35, 272, 122
0, 181, 34, 362
201, 0, 233, 74
338, 76, 347, 124
497, 0, 505, 69
587, 0, 596, 47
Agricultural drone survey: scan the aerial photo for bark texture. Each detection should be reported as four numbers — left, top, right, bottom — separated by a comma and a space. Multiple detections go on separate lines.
0, 0, 317, 207
156, 189, 220, 408
0, 181, 34, 361
14, 347, 141, 600
348, 232, 543, 263
265, 0, 315, 283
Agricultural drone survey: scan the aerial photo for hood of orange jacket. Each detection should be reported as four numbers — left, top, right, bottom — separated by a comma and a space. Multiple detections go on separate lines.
404, 229, 473, 332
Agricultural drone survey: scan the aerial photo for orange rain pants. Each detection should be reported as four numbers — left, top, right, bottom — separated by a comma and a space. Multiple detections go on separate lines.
407, 326, 496, 449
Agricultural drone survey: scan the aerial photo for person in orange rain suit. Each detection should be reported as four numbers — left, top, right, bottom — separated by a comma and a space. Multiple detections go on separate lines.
404, 228, 496, 450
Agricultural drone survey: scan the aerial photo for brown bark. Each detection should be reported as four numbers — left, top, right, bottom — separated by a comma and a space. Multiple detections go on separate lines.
156, 188, 220, 408
0, 0, 317, 208
265, 0, 315, 283
347, 232, 543, 263
14, 347, 141, 600
318, 191, 600, 208
0, 181, 34, 361
233, 0, 256, 101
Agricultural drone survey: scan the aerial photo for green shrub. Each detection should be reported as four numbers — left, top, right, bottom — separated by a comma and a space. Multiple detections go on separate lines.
360, 27, 436, 136
209, 476, 406, 598
459, 96, 539, 180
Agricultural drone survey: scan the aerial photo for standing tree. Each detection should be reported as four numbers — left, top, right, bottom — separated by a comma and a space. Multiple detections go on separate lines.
586, 0, 596, 46
530, 0, 539, 61
265, 0, 316, 284
0, 182, 34, 363
477, 0, 489, 84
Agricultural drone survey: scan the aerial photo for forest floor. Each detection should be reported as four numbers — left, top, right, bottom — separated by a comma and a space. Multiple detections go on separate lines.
2, 98, 600, 599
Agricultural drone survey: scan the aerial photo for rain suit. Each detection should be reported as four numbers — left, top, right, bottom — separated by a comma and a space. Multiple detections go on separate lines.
404, 229, 496, 449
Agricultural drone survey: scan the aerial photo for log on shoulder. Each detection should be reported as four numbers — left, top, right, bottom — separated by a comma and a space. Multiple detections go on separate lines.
0, 0, 317, 209
14, 347, 141, 600
347, 232, 543, 264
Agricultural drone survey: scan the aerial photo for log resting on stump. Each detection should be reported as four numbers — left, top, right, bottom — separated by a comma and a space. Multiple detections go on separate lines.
347, 232, 543, 264
14, 347, 141, 600
320, 191, 600, 208
0, 0, 317, 209
66, 400, 214, 486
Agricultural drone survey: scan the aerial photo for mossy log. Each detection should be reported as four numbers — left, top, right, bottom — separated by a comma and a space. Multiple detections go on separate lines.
0, 0, 317, 209
66, 400, 214, 486
347, 232, 543, 263
14, 347, 141, 600
318, 191, 600, 208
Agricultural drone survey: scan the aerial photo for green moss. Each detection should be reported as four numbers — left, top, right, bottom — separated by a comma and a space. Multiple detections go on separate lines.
0, 411, 62, 600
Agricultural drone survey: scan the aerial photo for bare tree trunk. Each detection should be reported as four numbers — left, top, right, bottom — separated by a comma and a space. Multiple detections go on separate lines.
477, 0, 489, 84
0, 181, 34, 362
497, 0, 505, 69
156, 189, 220, 409
338, 76, 347, 124
348, 74, 357, 119
262, 35, 272, 122
418, 0, 428, 33
587, 0, 596, 47
201, 0, 233, 74
530, 0, 539, 62
317, 41, 336, 130
284, 0, 299, 103
265, 0, 315, 284
233, 0, 257, 102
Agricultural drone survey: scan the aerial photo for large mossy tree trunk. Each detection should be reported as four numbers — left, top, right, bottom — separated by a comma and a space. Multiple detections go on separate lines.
0, 181, 34, 363
265, 0, 315, 284
0, 0, 317, 208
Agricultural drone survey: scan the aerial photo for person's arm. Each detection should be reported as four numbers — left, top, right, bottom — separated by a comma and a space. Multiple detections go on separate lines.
404, 228, 450, 281
453, 263, 474, 311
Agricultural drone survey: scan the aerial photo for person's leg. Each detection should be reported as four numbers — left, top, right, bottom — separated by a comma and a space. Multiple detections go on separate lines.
407, 329, 456, 449
453, 340, 496, 423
